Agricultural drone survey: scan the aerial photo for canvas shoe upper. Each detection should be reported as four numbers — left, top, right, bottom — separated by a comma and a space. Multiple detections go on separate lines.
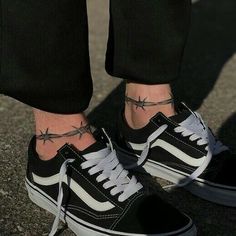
117, 103, 236, 207
26, 129, 196, 236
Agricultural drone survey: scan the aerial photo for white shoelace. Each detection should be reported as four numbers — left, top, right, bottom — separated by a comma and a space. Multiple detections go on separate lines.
175, 112, 228, 156
163, 111, 228, 190
126, 111, 229, 191
49, 130, 143, 236
125, 124, 168, 169
49, 159, 74, 236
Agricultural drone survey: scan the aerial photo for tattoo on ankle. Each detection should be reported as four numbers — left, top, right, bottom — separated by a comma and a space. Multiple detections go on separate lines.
36, 122, 92, 144
63, 122, 91, 139
37, 128, 57, 144
125, 95, 174, 110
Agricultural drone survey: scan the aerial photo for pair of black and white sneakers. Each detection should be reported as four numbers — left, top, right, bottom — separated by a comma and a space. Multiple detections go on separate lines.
117, 103, 236, 207
25, 102, 235, 235
26, 128, 196, 235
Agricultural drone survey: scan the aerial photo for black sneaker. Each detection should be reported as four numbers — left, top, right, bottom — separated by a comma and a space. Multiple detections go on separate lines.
25, 129, 196, 236
117, 103, 236, 207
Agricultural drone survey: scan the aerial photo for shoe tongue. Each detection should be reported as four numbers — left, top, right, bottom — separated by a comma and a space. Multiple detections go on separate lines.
170, 110, 192, 123
79, 141, 110, 160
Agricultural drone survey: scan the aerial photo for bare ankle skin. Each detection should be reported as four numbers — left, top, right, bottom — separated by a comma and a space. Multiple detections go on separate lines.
34, 109, 96, 160
124, 82, 176, 129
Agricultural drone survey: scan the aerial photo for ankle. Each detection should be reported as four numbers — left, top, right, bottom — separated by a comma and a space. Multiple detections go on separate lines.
36, 135, 95, 160
34, 109, 96, 160
124, 82, 176, 129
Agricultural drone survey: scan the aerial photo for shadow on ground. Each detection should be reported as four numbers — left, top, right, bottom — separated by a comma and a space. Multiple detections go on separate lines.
173, 0, 236, 110
218, 113, 236, 151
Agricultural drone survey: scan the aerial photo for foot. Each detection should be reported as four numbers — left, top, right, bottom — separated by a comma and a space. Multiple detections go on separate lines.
117, 102, 236, 207
26, 128, 196, 236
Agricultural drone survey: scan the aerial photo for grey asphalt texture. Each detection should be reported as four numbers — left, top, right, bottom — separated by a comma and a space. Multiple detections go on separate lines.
0, 0, 236, 235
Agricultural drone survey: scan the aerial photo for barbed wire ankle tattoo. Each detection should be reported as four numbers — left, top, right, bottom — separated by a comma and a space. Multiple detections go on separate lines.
36, 122, 92, 144
125, 94, 174, 110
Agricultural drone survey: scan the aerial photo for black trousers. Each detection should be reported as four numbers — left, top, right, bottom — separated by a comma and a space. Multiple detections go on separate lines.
0, 0, 191, 114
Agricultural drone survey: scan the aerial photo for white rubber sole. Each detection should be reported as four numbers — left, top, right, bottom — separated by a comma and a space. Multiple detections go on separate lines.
143, 160, 236, 207
25, 178, 197, 236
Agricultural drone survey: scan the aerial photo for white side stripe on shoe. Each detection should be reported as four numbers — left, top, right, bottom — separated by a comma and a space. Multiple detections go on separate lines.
128, 139, 206, 167
32, 173, 115, 212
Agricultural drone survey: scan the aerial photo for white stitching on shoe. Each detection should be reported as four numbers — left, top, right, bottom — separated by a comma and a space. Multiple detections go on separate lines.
110, 193, 144, 230
65, 205, 120, 220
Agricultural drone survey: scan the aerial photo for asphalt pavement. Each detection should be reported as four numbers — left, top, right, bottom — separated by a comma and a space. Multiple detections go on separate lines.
0, 0, 236, 235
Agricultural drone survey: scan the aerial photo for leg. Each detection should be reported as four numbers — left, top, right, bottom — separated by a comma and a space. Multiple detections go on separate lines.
109, 1, 236, 207
0, 0, 96, 159
107, 0, 191, 128
0, 0, 92, 114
